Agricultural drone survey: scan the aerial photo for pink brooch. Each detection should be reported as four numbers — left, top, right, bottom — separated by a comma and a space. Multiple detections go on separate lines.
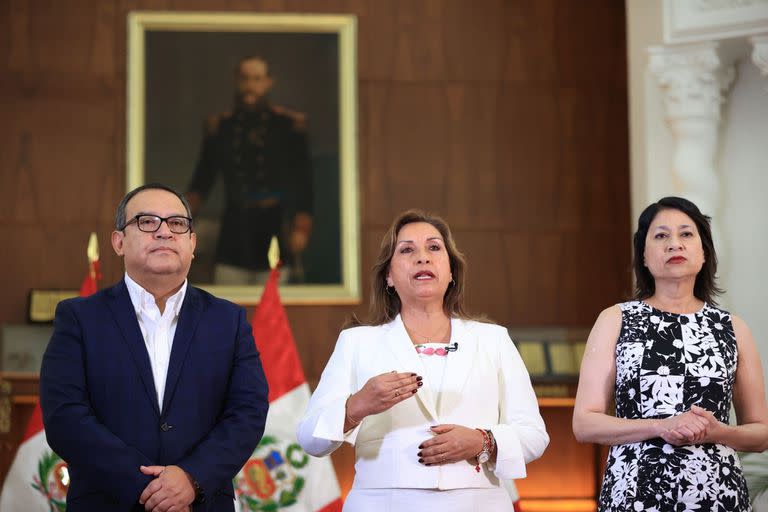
415, 344, 448, 356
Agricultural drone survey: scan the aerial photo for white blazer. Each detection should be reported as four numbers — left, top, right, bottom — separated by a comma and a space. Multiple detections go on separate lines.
296, 315, 549, 490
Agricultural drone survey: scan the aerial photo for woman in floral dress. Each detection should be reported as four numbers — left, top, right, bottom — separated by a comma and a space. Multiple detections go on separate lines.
573, 196, 768, 511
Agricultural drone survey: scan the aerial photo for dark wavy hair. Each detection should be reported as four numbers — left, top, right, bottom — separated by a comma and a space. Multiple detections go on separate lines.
633, 196, 722, 305
349, 209, 475, 327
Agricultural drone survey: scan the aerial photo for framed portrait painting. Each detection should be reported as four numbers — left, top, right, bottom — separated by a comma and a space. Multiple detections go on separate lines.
127, 12, 360, 304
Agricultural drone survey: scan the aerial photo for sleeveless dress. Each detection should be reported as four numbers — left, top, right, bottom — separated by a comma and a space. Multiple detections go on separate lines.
598, 301, 751, 512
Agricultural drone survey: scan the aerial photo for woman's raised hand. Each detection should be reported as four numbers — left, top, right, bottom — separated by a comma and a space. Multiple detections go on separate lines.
347, 371, 422, 420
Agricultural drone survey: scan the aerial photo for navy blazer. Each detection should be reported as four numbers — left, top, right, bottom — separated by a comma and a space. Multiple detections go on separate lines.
40, 280, 269, 511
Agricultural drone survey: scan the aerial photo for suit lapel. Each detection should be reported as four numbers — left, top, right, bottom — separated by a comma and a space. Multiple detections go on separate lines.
384, 315, 439, 422
161, 286, 203, 413
439, 319, 478, 416
106, 281, 160, 417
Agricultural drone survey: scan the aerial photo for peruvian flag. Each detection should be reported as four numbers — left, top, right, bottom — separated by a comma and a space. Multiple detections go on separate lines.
234, 267, 342, 512
0, 233, 100, 511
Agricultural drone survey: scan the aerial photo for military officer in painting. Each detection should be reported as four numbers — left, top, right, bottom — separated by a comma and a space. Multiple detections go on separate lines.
186, 55, 313, 284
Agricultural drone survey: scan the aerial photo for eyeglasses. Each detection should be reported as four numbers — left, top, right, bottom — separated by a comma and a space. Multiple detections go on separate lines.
123, 215, 193, 234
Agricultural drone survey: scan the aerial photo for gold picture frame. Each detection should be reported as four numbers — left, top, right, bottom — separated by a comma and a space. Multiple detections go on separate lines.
127, 12, 360, 304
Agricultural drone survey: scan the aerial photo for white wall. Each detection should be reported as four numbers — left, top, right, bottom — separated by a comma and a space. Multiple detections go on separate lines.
627, 0, 665, 224
720, 59, 768, 379
626, 0, 768, 395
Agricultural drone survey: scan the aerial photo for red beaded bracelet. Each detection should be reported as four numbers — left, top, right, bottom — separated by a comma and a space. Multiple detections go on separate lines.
474, 428, 491, 472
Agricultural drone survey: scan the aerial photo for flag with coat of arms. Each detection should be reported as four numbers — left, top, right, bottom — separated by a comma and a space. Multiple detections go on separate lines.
233, 240, 342, 512
0, 232, 100, 511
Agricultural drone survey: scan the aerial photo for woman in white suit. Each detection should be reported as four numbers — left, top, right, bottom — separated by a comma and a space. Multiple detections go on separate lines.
297, 210, 549, 512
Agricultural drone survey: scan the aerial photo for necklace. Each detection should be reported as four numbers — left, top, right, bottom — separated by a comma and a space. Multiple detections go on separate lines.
404, 320, 451, 344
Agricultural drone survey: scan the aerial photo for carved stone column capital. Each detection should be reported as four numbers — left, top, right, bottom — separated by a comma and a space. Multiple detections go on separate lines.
751, 34, 768, 76
648, 43, 735, 121
646, 42, 737, 275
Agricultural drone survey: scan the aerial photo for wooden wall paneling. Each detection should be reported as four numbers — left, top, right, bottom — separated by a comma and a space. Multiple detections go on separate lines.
554, 0, 627, 88
495, 86, 560, 232
502, 232, 563, 325
3, 1, 29, 71
1, 228, 44, 323
24, 1, 106, 73
501, 0, 557, 85
356, 0, 397, 81
554, 87, 591, 233
443, 84, 503, 229
440, 0, 506, 83
0, 133, 37, 225
500, 232, 536, 324
29, 137, 112, 223
89, 1, 118, 80
358, 227, 381, 301
358, 82, 395, 226
374, 84, 451, 215
389, 0, 446, 82
529, 233, 564, 323
556, 231, 628, 326
455, 230, 513, 324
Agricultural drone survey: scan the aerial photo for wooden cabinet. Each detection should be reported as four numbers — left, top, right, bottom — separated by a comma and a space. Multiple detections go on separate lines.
517, 397, 607, 512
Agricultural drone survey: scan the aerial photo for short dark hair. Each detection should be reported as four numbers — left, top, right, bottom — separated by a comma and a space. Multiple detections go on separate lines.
114, 183, 193, 231
633, 196, 722, 304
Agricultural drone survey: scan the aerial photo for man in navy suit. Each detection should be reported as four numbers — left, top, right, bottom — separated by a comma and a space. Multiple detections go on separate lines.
40, 183, 269, 511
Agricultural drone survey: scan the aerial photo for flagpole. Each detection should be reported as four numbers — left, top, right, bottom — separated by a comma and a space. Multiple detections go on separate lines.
0, 232, 101, 511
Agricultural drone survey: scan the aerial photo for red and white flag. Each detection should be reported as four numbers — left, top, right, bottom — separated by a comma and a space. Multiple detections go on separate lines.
234, 267, 342, 512
0, 232, 100, 511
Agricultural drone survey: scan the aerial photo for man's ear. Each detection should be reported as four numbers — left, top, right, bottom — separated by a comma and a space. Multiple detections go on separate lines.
111, 230, 125, 257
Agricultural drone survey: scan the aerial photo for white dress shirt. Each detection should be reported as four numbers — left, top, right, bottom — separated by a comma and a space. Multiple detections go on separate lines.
124, 273, 187, 411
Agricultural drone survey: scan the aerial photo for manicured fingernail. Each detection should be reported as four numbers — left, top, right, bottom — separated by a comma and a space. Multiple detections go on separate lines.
418, 444, 423, 449
412, 389, 417, 394
417, 381, 423, 387
418, 458, 424, 463
410, 372, 417, 376
416, 376, 423, 381
425, 463, 432, 466
417, 451, 422, 457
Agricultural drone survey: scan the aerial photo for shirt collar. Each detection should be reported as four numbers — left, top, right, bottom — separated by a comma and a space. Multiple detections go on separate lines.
124, 272, 187, 317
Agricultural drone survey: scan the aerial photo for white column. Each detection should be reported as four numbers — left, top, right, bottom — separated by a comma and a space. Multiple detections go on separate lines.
751, 34, 768, 79
647, 42, 734, 268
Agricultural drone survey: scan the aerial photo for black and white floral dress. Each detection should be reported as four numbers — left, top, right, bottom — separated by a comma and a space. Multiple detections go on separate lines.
598, 301, 751, 512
